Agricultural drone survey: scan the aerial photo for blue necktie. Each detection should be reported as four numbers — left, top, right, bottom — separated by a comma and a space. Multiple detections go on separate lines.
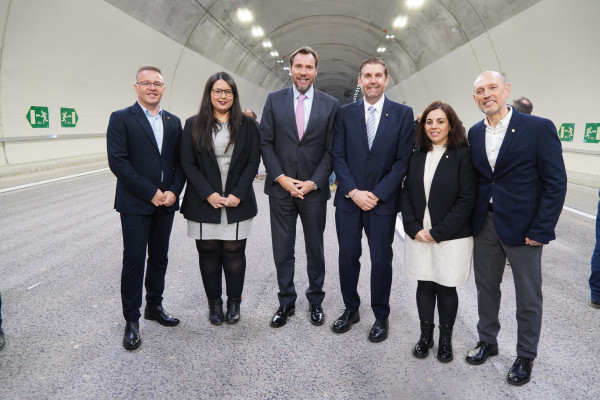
366, 106, 376, 149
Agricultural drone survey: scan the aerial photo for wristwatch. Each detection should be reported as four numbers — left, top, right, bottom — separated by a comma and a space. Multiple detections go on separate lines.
311, 181, 318, 191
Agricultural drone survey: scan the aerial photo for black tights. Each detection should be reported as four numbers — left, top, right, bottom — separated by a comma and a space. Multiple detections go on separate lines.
196, 239, 247, 300
416, 280, 458, 326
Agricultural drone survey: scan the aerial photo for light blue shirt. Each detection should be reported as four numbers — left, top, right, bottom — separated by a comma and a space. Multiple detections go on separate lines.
293, 84, 314, 133
138, 101, 164, 154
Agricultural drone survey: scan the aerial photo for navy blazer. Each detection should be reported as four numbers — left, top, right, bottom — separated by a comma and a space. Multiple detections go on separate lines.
259, 86, 339, 202
179, 115, 260, 224
401, 146, 477, 242
468, 109, 567, 245
107, 102, 185, 215
332, 97, 415, 215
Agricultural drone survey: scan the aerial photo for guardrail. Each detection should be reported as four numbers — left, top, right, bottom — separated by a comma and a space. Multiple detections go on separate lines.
0, 133, 105, 142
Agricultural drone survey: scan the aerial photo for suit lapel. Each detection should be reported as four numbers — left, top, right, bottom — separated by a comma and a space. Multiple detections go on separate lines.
284, 87, 299, 144
132, 103, 160, 154
354, 100, 369, 150
495, 111, 520, 168
472, 122, 492, 175
370, 98, 392, 151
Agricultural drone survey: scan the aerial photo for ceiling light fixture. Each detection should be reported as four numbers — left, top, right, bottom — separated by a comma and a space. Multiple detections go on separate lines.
270, 51, 279, 57
407, 0, 425, 8
377, 47, 386, 53
237, 8, 253, 23
251, 26, 264, 37
262, 41, 272, 48
393, 15, 408, 28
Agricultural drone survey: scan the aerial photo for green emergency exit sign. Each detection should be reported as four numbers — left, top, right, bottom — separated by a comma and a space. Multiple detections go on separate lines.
26, 106, 49, 128
584, 123, 600, 143
61, 108, 78, 127
558, 123, 574, 142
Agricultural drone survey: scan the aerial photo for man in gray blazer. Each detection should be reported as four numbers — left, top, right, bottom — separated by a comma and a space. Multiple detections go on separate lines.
260, 46, 339, 328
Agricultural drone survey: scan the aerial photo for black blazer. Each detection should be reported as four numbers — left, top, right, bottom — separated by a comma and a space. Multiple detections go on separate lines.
180, 115, 260, 224
259, 86, 339, 202
401, 146, 477, 242
107, 102, 185, 215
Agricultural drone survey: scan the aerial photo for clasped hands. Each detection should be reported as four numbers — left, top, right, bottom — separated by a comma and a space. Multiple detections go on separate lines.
151, 189, 177, 207
277, 175, 314, 199
348, 189, 379, 211
415, 229, 435, 242
207, 192, 241, 209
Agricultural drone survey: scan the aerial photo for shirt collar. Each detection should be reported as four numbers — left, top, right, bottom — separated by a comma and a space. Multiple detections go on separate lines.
138, 101, 162, 118
364, 95, 386, 113
484, 105, 512, 128
292, 85, 314, 100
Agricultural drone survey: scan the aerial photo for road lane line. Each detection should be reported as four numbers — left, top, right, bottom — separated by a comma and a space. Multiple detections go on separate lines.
0, 168, 109, 193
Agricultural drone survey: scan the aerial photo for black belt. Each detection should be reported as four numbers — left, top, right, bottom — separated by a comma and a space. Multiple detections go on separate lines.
488, 203, 494, 213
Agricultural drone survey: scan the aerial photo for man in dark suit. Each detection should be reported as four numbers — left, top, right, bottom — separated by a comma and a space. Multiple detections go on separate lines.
331, 57, 414, 342
107, 65, 185, 350
465, 71, 567, 385
260, 46, 339, 328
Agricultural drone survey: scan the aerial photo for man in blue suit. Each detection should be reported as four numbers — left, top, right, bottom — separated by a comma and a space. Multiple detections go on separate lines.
107, 65, 185, 350
331, 57, 415, 342
465, 71, 567, 385
260, 46, 339, 328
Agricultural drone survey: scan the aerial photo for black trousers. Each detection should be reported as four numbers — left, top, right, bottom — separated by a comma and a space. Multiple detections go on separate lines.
269, 196, 327, 307
120, 207, 175, 322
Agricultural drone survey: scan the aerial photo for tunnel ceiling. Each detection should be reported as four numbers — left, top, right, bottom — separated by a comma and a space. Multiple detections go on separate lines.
104, 0, 541, 104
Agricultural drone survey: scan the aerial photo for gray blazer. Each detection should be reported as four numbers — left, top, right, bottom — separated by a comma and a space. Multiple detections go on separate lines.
259, 86, 339, 202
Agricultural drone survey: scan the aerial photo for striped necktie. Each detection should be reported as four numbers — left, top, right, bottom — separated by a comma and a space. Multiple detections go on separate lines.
366, 105, 376, 149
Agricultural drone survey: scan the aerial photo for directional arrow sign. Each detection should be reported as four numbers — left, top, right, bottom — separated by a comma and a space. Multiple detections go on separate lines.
558, 123, 574, 142
26, 106, 49, 128
60, 107, 78, 128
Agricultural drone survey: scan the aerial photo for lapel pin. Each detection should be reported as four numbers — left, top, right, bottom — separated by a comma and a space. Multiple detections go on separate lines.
445, 155, 448, 158
385, 113, 389, 117
512, 128, 515, 132
167, 116, 170, 120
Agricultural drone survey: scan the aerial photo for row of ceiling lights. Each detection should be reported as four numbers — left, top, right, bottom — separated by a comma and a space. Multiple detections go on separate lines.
236, 7, 288, 73
377, 0, 425, 53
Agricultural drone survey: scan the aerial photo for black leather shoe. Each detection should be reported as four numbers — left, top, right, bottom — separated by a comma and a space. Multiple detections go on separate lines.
465, 341, 499, 365
368, 318, 389, 343
413, 321, 434, 358
332, 309, 360, 333
310, 304, 325, 326
208, 298, 224, 325
270, 305, 295, 328
225, 298, 242, 324
507, 357, 533, 386
0, 327, 5, 351
144, 305, 180, 327
123, 321, 141, 350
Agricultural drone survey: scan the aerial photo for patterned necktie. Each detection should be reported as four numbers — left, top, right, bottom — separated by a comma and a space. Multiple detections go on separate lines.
296, 94, 307, 140
366, 105, 376, 149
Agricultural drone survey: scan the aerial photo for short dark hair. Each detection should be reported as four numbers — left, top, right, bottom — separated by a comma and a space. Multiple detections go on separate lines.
289, 46, 319, 68
136, 65, 162, 81
417, 101, 468, 152
359, 57, 388, 77
513, 97, 533, 114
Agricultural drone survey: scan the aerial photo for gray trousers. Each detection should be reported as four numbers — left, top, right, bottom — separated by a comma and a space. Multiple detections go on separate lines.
473, 212, 543, 359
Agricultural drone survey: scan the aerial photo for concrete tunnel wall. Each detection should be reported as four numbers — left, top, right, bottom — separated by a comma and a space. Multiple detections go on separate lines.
0, 0, 598, 176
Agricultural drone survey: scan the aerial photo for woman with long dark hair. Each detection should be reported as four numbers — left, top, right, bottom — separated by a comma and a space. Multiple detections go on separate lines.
401, 101, 477, 362
180, 72, 260, 325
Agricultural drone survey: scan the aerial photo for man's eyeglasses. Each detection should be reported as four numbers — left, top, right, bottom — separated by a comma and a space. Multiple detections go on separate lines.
212, 89, 234, 97
137, 81, 165, 88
